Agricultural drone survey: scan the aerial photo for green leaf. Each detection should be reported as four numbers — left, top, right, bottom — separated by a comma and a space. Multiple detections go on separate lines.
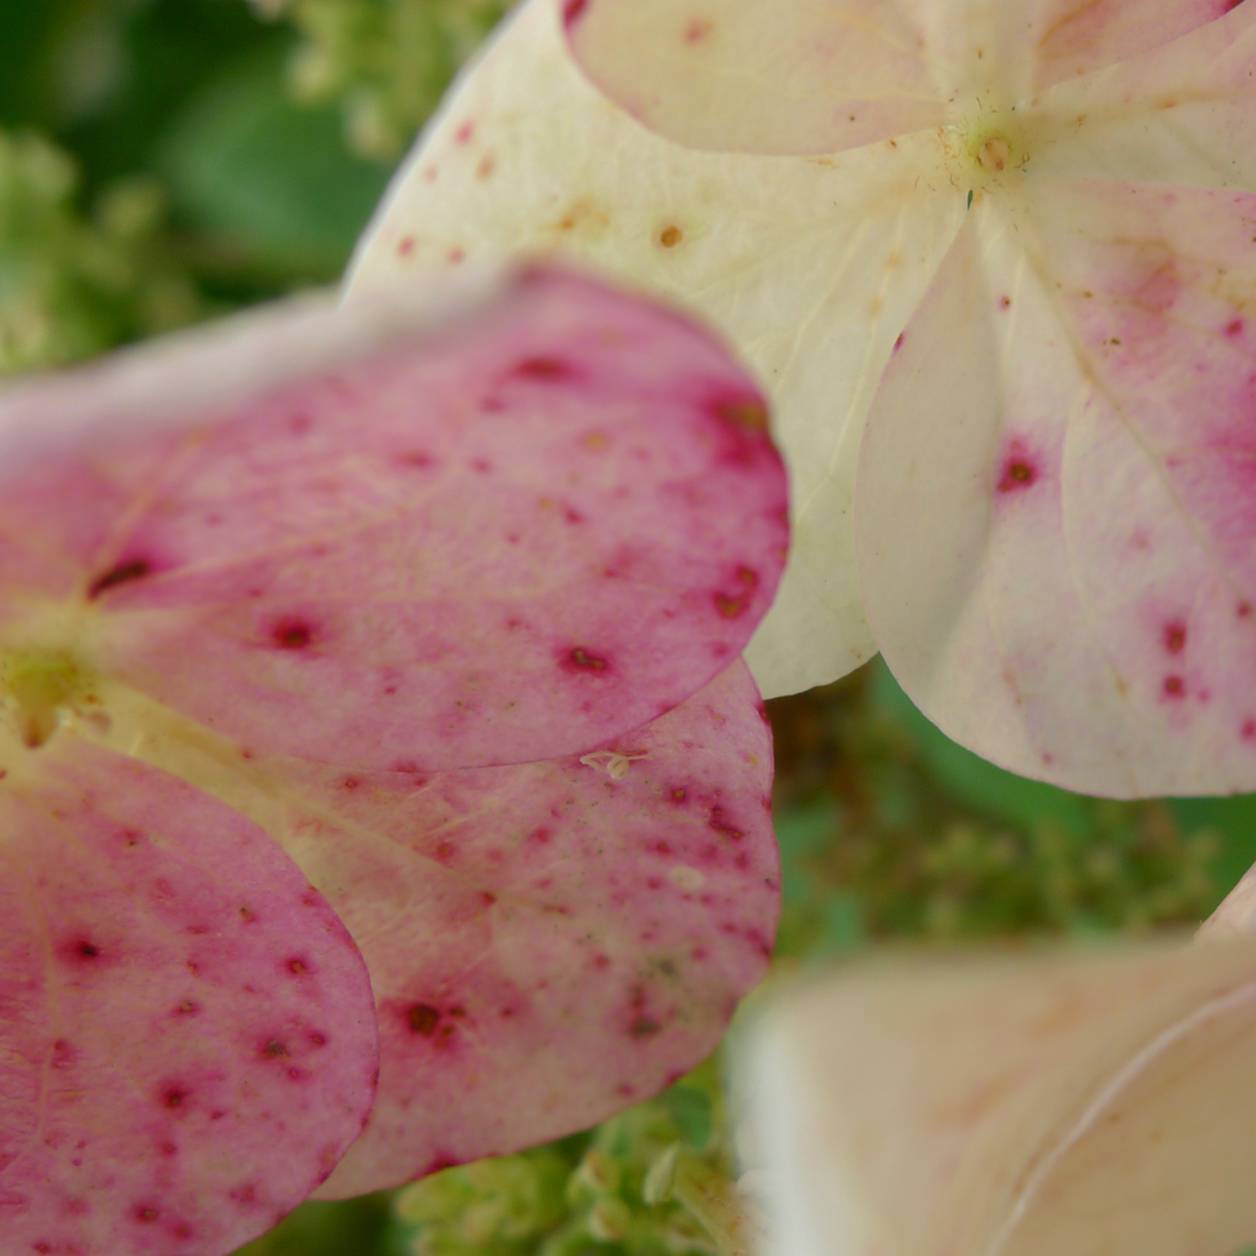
871, 661, 1095, 836
661, 1086, 713, 1151
158, 45, 391, 279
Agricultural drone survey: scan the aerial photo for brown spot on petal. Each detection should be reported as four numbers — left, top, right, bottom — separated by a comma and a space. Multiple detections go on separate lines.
407, 1004, 441, 1036
714, 592, 750, 618
563, 646, 611, 674
629, 1015, 662, 1038
710, 393, 769, 432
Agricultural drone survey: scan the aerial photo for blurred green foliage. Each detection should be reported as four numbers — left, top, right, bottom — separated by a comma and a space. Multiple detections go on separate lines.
248, 0, 510, 159
4, 3, 1255, 1254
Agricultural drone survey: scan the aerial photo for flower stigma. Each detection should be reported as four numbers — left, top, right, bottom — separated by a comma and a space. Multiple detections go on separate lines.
0, 646, 93, 750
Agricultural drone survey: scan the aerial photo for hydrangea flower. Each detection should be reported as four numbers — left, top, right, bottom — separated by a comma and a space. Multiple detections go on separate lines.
349, 0, 1256, 798
0, 264, 789, 1253
742, 918, 1256, 1254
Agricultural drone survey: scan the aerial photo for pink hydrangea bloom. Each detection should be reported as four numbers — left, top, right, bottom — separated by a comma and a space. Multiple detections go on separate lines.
351, 0, 1256, 797
0, 266, 788, 1253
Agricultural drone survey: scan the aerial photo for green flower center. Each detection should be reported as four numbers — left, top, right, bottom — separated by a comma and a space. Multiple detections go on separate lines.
942, 107, 1034, 203
0, 647, 92, 749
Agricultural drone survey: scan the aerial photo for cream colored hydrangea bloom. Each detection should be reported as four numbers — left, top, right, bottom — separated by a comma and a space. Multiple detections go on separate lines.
350, 0, 1256, 797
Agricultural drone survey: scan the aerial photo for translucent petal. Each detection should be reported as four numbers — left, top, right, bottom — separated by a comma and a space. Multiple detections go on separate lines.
740, 940, 1256, 1256
0, 267, 787, 770
857, 182, 1256, 797
83, 660, 777, 1196
1015, 0, 1244, 96
1027, 2, 1256, 188
349, 0, 967, 697
562, 0, 947, 156
0, 735, 378, 1254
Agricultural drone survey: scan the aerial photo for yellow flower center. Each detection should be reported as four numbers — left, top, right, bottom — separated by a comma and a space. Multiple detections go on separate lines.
974, 132, 1013, 174
0, 647, 93, 750
941, 107, 1034, 203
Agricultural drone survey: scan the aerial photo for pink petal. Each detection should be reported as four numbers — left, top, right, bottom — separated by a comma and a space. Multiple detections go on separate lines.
0, 737, 378, 1254
562, 0, 946, 156
857, 183, 1256, 797
0, 267, 787, 770
125, 660, 775, 1197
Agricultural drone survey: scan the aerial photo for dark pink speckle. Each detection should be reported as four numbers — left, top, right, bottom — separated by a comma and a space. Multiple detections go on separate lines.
394, 450, 433, 469
62, 937, 103, 964
513, 355, 574, 381
561, 646, 611, 675
997, 451, 1039, 494
271, 617, 314, 651
1163, 620, 1187, 654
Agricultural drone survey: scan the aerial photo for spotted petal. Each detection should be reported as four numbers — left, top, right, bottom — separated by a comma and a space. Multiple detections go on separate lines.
0, 736, 377, 1255
0, 266, 787, 770
741, 939, 1256, 1255
856, 182, 1256, 796
349, 0, 965, 698
83, 660, 777, 1196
